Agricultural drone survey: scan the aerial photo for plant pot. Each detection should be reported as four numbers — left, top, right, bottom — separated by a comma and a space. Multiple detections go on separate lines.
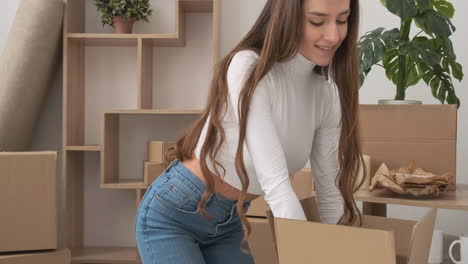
378, 99, 422, 105
112, 16, 135, 34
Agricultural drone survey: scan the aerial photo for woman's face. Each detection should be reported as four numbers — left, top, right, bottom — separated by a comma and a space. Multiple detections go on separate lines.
298, 0, 351, 66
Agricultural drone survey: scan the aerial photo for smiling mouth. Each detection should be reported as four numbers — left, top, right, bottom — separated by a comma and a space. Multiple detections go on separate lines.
315, 45, 333, 52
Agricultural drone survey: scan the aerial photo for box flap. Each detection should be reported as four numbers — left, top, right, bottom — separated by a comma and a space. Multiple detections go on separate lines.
407, 208, 438, 264
266, 210, 278, 256
299, 197, 321, 222
359, 105, 456, 140
362, 141, 456, 187
274, 218, 396, 264
291, 168, 315, 196
359, 215, 416, 258
248, 217, 278, 264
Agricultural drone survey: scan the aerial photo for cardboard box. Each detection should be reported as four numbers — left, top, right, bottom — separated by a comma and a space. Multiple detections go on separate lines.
147, 141, 176, 163
359, 105, 457, 190
144, 161, 169, 185
355, 154, 371, 190
0, 152, 57, 253
268, 197, 437, 264
246, 168, 314, 217
247, 217, 278, 264
0, 248, 70, 264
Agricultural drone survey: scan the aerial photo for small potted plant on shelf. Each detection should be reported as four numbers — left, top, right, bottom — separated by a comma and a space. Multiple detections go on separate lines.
358, 0, 463, 107
94, 0, 153, 34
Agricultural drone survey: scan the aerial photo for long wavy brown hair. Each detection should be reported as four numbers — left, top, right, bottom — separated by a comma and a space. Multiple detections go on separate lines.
174, 0, 365, 252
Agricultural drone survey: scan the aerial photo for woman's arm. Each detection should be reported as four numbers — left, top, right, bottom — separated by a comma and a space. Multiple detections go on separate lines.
309, 83, 344, 224
228, 50, 306, 220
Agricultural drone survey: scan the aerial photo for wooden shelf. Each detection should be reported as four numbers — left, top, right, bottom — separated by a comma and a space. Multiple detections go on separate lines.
180, 0, 214, 12
66, 145, 102, 152
71, 247, 137, 264
105, 109, 203, 115
62, 0, 220, 262
67, 33, 184, 47
100, 179, 148, 190
354, 184, 468, 211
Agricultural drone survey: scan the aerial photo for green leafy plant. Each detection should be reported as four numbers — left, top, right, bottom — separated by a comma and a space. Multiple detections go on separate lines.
358, 0, 463, 107
94, 0, 153, 27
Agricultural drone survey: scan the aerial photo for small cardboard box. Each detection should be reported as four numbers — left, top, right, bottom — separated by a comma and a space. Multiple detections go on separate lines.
0, 152, 57, 253
144, 161, 169, 185
147, 141, 176, 163
0, 248, 70, 264
268, 197, 437, 264
247, 168, 314, 217
359, 105, 457, 190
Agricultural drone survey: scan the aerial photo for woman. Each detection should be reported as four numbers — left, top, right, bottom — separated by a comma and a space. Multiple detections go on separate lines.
136, 0, 365, 263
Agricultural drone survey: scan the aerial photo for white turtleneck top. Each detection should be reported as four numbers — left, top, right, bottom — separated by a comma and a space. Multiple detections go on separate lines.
194, 50, 344, 224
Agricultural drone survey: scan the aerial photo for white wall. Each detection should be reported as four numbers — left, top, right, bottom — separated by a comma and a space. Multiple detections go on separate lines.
1, 0, 467, 251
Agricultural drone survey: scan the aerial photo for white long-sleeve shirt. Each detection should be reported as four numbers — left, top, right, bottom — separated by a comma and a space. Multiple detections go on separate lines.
194, 50, 344, 224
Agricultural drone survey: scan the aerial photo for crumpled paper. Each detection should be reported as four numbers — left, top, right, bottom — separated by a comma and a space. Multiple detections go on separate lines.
369, 161, 452, 197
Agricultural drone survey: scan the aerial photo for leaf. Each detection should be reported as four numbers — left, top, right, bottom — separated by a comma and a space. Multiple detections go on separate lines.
359, 67, 372, 87
433, 0, 454, 18
382, 49, 400, 85
380, 0, 418, 18
450, 60, 464, 81
418, 63, 461, 107
358, 28, 400, 84
414, 9, 455, 37
399, 39, 441, 67
405, 57, 423, 87
417, 0, 433, 10
437, 36, 455, 58
427, 36, 463, 81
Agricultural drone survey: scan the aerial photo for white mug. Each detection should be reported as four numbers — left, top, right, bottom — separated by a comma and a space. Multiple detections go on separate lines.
449, 234, 468, 264
428, 229, 443, 264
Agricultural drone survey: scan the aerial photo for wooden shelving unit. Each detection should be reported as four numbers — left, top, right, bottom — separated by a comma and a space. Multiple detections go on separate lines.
66, 145, 102, 152
67, 33, 183, 46
100, 110, 201, 189
62, 0, 220, 263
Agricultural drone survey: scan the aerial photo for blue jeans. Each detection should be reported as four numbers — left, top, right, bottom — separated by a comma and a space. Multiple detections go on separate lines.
135, 159, 255, 264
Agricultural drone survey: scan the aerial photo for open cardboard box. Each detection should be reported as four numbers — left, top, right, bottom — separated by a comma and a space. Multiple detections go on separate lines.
359, 104, 457, 190
266, 197, 437, 264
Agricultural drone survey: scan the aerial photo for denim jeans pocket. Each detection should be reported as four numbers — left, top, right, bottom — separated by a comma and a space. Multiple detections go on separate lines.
209, 205, 243, 237
152, 178, 200, 214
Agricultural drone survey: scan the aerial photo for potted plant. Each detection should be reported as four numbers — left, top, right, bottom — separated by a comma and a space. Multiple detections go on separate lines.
358, 0, 463, 108
94, 0, 153, 34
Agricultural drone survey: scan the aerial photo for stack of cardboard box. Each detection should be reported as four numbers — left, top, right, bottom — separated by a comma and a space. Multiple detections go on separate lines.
144, 141, 176, 185
0, 152, 70, 264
